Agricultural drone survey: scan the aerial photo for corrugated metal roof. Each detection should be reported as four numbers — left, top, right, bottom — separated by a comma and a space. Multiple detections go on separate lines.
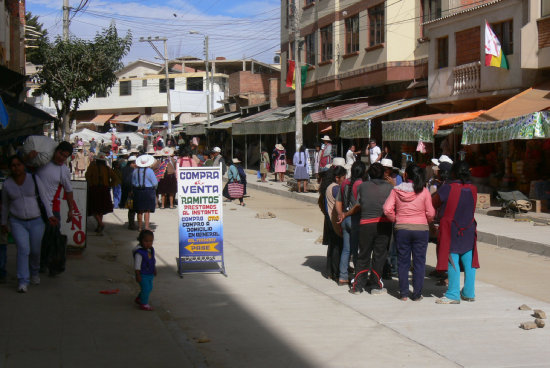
305, 102, 370, 123
348, 98, 427, 121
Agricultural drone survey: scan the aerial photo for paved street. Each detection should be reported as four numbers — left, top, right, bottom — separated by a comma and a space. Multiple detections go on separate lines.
1, 187, 550, 367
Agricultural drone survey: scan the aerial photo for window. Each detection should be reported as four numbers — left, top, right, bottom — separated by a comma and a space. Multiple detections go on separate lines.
305, 32, 316, 66
187, 77, 203, 91
422, 0, 442, 22
119, 81, 131, 96
543, 0, 550, 17
142, 79, 147, 87
286, 0, 295, 28
320, 24, 333, 62
159, 78, 175, 93
305, 0, 315, 5
345, 15, 360, 54
455, 27, 480, 66
437, 37, 449, 68
368, 4, 385, 47
491, 20, 513, 55
96, 89, 107, 98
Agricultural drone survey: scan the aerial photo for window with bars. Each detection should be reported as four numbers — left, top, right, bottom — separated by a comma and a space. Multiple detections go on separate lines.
305, 32, 316, 66
142, 79, 147, 87
96, 89, 107, 98
368, 4, 385, 47
119, 81, 131, 96
491, 20, 513, 55
159, 78, 175, 93
437, 37, 448, 68
422, 0, 442, 23
320, 24, 333, 62
345, 15, 360, 54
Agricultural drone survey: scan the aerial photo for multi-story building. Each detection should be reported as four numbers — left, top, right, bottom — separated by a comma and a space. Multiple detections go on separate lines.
424, 0, 550, 110
280, 0, 430, 105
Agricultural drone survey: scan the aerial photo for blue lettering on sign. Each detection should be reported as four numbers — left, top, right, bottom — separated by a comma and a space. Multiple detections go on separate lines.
181, 185, 219, 194
179, 171, 220, 180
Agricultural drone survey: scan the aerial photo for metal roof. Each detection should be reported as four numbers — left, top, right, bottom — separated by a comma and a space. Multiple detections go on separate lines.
304, 102, 371, 124
347, 98, 427, 121
422, 0, 503, 26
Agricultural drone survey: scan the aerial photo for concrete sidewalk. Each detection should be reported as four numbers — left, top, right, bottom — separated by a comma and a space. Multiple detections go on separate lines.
244, 172, 550, 257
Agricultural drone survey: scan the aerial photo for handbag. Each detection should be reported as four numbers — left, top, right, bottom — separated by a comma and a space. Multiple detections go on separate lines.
125, 192, 134, 209
31, 174, 49, 222
227, 182, 244, 198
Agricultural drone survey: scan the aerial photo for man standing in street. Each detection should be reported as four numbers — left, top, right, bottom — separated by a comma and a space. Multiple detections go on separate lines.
367, 139, 382, 165
346, 144, 360, 166
89, 138, 97, 154
319, 136, 333, 172
211, 147, 227, 175
125, 136, 132, 151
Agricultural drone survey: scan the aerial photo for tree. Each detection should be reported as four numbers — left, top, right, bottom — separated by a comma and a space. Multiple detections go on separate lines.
34, 24, 132, 139
25, 12, 48, 65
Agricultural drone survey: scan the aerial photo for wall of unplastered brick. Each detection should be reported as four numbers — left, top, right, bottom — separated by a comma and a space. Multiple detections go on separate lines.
228, 71, 271, 97
455, 26, 480, 66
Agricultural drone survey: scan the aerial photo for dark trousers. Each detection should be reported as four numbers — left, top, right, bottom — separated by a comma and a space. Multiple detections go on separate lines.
355, 222, 392, 290
395, 229, 429, 299
325, 215, 342, 280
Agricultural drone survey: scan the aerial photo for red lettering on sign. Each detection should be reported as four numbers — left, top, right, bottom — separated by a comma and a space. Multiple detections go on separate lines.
73, 231, 85, 245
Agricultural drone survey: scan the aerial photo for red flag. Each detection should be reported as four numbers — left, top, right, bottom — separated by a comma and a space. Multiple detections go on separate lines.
286, 60, 295, 88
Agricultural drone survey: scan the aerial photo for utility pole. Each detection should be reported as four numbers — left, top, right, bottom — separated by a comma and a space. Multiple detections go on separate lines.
205, 35, 211, 128
139, 36, 172, 135
63, 0, 70, 41
293, 2, 303, 152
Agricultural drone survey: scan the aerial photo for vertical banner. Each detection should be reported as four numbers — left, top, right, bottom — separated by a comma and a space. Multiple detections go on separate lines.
177, 166, 225, 276
60, 180, 88, 248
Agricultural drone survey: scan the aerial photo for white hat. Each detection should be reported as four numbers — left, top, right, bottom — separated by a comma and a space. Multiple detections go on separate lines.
332, 157, 346, 167
119, 149, 128, 155
136, 154, 155, 168
321, 135, 331, 141
128, 156, 136, 162
232, 158, 241, 163
95, 152, 107, 161
381, 158, 395, 169
212, 147, 221, 153
161, 147, 174, 156
431, 155, 453, 167
275, 144, 284, 150
146, 148, 156, 155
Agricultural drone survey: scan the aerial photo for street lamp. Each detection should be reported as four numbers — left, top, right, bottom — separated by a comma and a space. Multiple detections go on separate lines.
189, 31, 211, 128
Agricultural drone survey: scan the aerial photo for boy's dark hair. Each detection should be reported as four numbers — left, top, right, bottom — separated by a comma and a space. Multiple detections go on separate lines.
452, 161, 471, 184
137, 229, 154, 243
368, 162, 384, 179
55, 141, 73, 154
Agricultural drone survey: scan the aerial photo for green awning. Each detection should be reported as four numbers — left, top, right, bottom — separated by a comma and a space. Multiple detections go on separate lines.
232, 118, 295, 135
340, 120, 371, 139
382, 120, 434, 142
462, 111, 550, 145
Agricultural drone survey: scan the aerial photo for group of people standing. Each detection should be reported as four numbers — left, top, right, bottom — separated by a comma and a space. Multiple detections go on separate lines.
319, 152, 479, 304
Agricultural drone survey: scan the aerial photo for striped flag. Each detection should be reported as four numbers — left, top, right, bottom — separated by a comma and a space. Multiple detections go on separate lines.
484, 21, 508, 69
286, 60, 308, 90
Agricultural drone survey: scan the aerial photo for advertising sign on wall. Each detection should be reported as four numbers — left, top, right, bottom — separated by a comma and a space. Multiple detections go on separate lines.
177, 166, 225, 276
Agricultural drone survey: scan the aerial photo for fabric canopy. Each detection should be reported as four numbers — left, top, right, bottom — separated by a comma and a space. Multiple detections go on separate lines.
462, 111, 550, 145
111, 114, 140, 122
186, 124, 206, 135
91, 114, 113, 125
382, 120, 434, 142
400, 111, 485, 133
340, 120, 371, 139
480, 82, 550, 121
232, 118, 295, 135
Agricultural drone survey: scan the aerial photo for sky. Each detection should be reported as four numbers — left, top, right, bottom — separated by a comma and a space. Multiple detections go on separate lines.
26, 0, 281, 65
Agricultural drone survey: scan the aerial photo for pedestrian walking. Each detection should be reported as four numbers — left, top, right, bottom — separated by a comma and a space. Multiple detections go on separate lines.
347, 163, 393, 294
223, 159, 245, 206
273, 144, 287, 182
133, 229, 157, 311
132, 155, 158, 231
85, 152, 119, 233
1, 156, 56, 293
211, 147, 227, 175
157, 148, 177, 209
74, 147, 88, 178
319, 136, 333, 172
433, 161, 479, 304
125, 136, 132, 151
259, 147, 270, 182
293, 145, 310, 192
383, 164, 435, 301
312, 143, 321, 179
121, 156, 137, 230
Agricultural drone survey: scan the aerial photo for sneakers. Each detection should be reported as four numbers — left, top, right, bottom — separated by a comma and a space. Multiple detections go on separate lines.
370, 288, 387, 295
436, 296, 460, 304
140, 304, 154, 311
460, 293, 475, 302
30, 275, 40, 285
410, 295, 423, 302
17, 284, 28, 293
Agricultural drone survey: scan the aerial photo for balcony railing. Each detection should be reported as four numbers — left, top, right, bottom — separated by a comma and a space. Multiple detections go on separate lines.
452, 61, 480, 95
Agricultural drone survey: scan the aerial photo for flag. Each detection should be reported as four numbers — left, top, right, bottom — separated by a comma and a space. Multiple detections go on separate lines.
286, 60, 308, 90
0, 96, 9, 128
484, 21, 508, 69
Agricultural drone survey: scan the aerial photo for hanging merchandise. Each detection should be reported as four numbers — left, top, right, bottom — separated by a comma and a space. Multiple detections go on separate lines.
416, 140, 427, 154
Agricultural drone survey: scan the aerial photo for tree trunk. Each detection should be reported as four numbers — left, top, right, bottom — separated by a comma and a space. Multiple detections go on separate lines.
62, 110, 71, 141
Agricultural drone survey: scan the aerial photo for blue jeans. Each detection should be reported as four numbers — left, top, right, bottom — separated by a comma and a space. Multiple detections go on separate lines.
0, 243, 7, 278
9, 217, 45, 286
139, 273, 154, 305
113, 185, 121, 208
339, 215, 359, 280
395, 229, 429, 299
446, 250, 476, 301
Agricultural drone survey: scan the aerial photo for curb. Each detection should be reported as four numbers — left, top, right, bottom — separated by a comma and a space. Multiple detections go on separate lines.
246, 176, 550, 258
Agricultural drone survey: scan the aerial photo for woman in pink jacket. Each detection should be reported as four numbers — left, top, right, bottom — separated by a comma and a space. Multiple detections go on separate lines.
383, 164, 435, 301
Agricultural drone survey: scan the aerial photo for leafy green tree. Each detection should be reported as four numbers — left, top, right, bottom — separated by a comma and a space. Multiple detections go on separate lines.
25, 12, 48, 65
34, 24, 132, 138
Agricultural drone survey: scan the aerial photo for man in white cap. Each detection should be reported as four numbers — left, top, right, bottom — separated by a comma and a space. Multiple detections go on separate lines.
211, 147, 227, 175
319, 135, 333, 171
381, 158, 402, 186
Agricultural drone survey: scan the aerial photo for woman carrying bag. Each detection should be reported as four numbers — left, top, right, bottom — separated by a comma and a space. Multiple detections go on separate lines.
1, 156, 56, 293
223, 159, 245, 206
